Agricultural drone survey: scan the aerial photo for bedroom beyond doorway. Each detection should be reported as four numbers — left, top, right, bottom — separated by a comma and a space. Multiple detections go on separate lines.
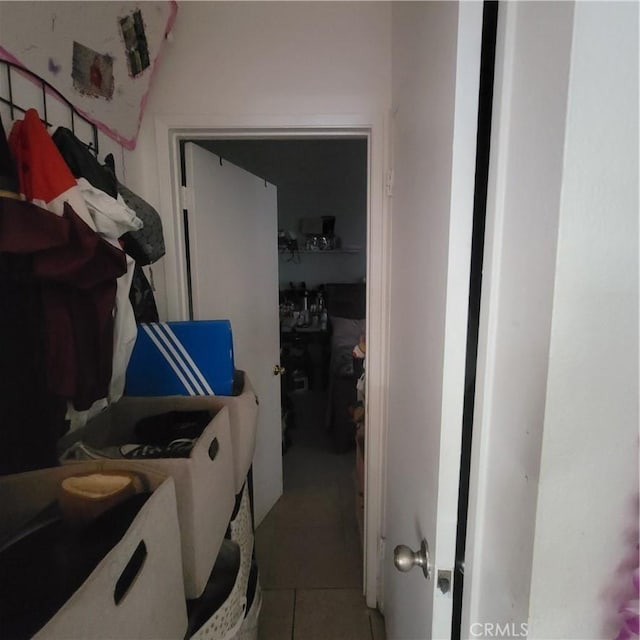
200, 136, 368, 461
198, 135, 370, 590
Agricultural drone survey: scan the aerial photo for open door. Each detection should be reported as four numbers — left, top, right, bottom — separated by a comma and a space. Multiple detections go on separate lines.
183, 142, 282, 525
383, 3, 483, 638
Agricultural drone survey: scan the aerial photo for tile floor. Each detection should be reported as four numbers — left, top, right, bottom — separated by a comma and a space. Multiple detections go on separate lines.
255, 389, 385, 640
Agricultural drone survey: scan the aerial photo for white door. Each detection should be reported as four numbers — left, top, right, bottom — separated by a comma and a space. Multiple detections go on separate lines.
184, 142, 282, 525
383, 3, 482, 638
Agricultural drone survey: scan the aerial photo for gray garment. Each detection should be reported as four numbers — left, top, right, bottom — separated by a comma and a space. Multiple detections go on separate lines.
118, 180, 166, 264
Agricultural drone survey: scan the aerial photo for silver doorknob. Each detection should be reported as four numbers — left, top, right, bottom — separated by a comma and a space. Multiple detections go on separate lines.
273, 364, 286, 376
393, 539, 431, 580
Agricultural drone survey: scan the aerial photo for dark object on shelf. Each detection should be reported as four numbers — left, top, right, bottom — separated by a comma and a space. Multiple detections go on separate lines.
322, 215, 336, 236
303, 232, 340, 251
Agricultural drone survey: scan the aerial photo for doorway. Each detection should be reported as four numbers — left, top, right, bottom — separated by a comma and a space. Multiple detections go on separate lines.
198, 140, 367, 439
181, 135, 370, 581
158, 119, 388, 610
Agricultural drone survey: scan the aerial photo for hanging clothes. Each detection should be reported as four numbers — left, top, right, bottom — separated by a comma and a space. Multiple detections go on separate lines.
76, 177, 143, 241
117, 180, 166, 265
102, 154, 162, 323
8, 112, 96, 231
0, 117, 68, 473
103, 152, 166, 266
0, 266, 69, 474
76, 178, 142, 407
0, 114, 19, 195
129, 263, 160, 323
53, 129, 163, 419
52, 126, 118, 198
8, 110, 127, 413
53, 135, 166, 265
51, 130, 164, 420
31, 201, 126, 409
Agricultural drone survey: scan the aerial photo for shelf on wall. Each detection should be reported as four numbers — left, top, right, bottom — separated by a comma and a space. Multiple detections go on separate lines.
279, 248, 362, 255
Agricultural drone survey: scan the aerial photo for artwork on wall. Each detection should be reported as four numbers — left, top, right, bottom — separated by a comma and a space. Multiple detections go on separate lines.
119, 9, 152, 78
0, 1, 178, 149
71, 42, 115, 100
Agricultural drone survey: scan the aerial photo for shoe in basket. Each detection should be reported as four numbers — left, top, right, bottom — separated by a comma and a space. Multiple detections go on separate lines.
61, 438, 196, 461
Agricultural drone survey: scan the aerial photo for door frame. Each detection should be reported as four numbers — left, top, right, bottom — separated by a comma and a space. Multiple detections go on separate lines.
153, 112, 391, 608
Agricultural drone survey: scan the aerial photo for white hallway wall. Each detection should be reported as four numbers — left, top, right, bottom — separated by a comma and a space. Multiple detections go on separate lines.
528, 2, 639, 637
464, 1, 639, 638
126, 1, 392, 319
463, 2, 576, 632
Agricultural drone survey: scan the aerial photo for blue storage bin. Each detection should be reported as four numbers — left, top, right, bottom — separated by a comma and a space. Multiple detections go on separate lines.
126, 321, 235, 397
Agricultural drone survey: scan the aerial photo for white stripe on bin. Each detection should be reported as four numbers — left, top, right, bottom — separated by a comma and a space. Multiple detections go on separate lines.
158, 324, 215, 395
141, 324, 197, 396
146, 324, 206, 395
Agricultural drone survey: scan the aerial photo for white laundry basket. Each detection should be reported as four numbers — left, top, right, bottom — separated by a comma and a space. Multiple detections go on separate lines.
229, 484, 254, 579
189, 554, 247, 640
190, 483, 255, 640
233, 580, 262, 640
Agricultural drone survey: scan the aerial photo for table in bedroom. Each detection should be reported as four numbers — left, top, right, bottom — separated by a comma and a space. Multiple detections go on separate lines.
279, 324, 330, 393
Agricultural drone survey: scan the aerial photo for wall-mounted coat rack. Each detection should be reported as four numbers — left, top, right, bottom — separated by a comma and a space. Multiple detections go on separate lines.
0, 59, 99, 156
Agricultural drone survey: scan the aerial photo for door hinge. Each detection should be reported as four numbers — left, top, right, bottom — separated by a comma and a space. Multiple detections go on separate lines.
180, 185, 193, 212
385, 169, 394, 197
